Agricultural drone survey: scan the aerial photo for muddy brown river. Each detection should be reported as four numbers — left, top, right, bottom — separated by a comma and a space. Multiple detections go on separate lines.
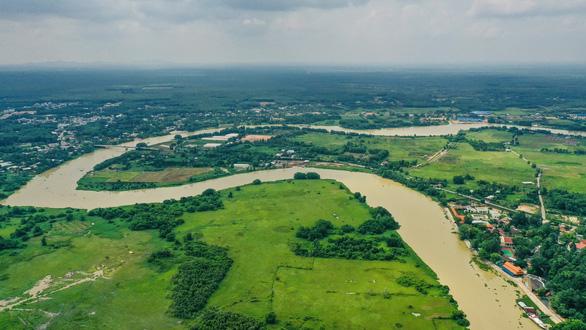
1, 127, 540, 329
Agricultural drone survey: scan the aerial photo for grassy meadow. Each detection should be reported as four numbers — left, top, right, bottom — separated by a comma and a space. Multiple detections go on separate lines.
292, 132, 447, 162
1, 180, 464, 329
514, 133, 586, 193
0, 210, 179, 329
80, 167, 213, 185
178, 180, 463, 329
410, 142, 534, 186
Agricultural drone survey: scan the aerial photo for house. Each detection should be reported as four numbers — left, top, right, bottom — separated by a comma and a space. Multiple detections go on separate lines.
576, 240, 586, 250
203, 143, 222, 149
500, 236, 514, 248
450, 206, 465, 223
242, 135, 272, 142
456, 116, 484, 123
233, 163, 252, 171
202, 133, 239, 142
502, 261, 524, 277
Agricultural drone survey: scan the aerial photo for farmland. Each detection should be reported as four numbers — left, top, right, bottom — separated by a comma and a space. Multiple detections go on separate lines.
78, 167, 217, 191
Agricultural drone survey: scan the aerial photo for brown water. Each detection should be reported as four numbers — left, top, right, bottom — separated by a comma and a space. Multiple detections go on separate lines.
2, 144, 535, 329
300, 123, 586, 137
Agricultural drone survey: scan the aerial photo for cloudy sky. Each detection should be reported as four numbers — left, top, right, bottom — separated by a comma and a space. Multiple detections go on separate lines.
0, 0, 585, 65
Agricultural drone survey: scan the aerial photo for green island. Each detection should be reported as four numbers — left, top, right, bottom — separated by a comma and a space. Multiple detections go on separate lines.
0, 178, 466, 329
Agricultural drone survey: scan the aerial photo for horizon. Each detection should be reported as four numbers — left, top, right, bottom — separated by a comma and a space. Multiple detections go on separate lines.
1, 0, 586, 66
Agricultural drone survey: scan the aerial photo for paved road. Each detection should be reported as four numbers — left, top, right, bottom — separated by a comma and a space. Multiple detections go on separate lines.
490, 264, 563, 324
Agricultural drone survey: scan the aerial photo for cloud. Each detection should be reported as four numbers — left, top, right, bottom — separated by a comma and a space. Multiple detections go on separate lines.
0, 0, 372, 23
469, 0, 586, 18
213, 0, 370, 11
0, 0, 132, 21
0, 0, 585, 65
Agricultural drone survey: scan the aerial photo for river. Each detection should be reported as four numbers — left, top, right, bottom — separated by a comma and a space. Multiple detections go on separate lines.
2, 126, 538, 329
297, 122, 586, 137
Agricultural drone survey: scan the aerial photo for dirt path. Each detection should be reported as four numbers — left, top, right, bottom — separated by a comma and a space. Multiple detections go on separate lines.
510, 149, 547, 223
536, 173, 547, 223
412, 148, 448, 169
0, 269, 108, 313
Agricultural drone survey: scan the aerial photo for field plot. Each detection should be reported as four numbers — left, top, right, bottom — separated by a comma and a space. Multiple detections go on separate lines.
78, 167, 219, 191
410, 143, 534, 186
0, 216, 179, 329
466, 129, 513, 143
83, 167, 213, 184
514, 133, 586, 193
293, 132, 447, 162
179, 180, 464, 329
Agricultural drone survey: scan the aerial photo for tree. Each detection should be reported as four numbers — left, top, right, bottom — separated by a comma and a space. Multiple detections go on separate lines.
306, 172, 320, 180
453, 175, 465, 185
41, 236, 47, 246
293, 172, 307, 180
265, 311, 277, 324
551, 320, 586, 330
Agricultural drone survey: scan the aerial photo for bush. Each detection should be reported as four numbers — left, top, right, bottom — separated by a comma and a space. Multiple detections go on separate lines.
306, 172, 320, 180
265, 311, 277, 324
293, 172, 307, 180
192, 308, 264, 330
296, 219, 334, 241
340, 224, 355, 233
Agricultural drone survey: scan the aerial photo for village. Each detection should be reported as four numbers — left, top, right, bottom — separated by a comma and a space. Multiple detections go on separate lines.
448, 199, 585, 329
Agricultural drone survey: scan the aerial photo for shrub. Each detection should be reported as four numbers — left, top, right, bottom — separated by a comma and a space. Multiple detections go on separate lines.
296, 219, 334, 241
293, 172, 307, 180
192, 308, 264, 330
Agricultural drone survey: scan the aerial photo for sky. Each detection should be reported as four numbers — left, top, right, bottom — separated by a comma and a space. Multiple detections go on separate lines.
0, 0, 585, 66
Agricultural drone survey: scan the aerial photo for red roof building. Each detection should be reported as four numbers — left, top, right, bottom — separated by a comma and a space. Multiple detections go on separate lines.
502, 261, 524, 277
500, 236, 514, 247
576, 240, 586, 250
450, 206, 465, 224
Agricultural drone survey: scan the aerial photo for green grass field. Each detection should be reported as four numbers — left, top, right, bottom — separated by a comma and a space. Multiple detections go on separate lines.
81, 167, 213, 184
1, 180, 464, 329
293, 132, 447, 162
466, 129, 513, 143
513, 133, 586, 193
77, 167, 225, 191
178, 180, 463, 329
0, 212, 179, 329
410, 142, 534, 186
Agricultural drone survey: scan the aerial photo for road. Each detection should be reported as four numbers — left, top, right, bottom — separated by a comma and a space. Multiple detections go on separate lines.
536, 172, 548, 223
412, 147, 448, 169
510, 149, 547, 223
489, 264, 564, 324
437, 187, 521, 214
